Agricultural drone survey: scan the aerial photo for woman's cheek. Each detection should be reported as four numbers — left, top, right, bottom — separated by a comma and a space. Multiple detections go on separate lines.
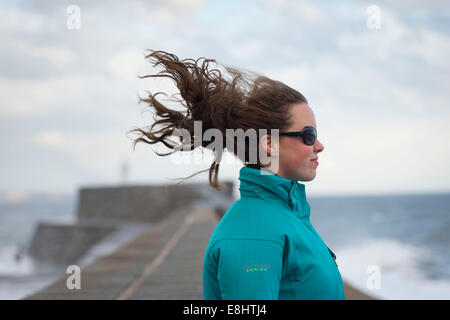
288, 151, 307, 168
281, 142, 310, 168
296, 148, 313, 167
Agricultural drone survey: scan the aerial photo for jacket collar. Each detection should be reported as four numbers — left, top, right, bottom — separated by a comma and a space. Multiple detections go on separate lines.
238, 166, 310, 219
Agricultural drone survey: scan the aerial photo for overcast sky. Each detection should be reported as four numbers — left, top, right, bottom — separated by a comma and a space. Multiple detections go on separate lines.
1, 0, 449, 200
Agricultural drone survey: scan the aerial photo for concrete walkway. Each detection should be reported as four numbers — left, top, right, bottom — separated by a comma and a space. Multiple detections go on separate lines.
23, 204, 374, 300
23, 206, 217, 300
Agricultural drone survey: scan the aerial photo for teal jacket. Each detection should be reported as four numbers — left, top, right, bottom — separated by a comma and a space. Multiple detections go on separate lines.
202, 166, 345, 300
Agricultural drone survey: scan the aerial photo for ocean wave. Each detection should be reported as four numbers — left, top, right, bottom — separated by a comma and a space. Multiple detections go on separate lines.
0, 245, 34, 276
336, 237, 450, 300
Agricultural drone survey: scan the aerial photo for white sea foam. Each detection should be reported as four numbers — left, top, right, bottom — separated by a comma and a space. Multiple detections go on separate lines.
0, 245, 34, 276
336, 238, 450, 300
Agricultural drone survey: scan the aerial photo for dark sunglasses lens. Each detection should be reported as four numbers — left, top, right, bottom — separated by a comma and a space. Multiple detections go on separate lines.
303, 128, 316, 145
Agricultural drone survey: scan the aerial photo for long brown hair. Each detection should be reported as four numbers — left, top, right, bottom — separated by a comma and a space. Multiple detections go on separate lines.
127, 50, 308, 191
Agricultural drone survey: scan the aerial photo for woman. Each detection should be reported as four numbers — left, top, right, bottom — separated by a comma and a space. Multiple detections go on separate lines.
129, 50, 345, 300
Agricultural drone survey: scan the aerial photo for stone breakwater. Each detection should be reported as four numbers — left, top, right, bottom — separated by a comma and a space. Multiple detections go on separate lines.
26, 182, 233, 268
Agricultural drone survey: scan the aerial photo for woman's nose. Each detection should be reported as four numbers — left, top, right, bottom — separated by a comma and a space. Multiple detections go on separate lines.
314, 139, 324, 152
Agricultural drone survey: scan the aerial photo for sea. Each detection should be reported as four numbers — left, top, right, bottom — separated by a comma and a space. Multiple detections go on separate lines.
0, 191, 449, 300
308, 192, 450, 300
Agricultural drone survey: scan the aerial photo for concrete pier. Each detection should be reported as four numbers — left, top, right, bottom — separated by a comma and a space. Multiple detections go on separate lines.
23, 205, 217, 300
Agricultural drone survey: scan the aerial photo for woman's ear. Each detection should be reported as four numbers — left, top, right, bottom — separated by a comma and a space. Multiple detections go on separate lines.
260, 134, 279, 157
259, 134, 280, 174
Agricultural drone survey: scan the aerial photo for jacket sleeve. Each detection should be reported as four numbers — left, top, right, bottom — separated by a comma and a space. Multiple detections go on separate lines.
216, 239, 283, 300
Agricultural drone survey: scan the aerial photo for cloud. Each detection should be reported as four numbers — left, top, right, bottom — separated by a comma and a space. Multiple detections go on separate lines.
316, 114, 450, 194
0, 4, 45, 36
32, 129, 131, 175
0, 75, 85, 116
266, 0, 331, 25
107, 48, 145, 81
368, 0, 450, 6
291, 2, 331, 25
34, 130, 65, 147
336, 8, 450, 71
265, 50, 449, 123
411, 27, 450, 71
167, 0, 208, 10
226, 40, 266, 62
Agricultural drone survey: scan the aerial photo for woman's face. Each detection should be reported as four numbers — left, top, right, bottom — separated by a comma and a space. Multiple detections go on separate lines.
269, 103, 325, 181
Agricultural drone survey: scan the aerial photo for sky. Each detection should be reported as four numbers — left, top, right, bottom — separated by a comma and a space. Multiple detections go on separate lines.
0, 0, 449, 201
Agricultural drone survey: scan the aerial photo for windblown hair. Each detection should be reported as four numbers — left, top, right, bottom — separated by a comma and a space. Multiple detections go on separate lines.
127, 50, 308, 191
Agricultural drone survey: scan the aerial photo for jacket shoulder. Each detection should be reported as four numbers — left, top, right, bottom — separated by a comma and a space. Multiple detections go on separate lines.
209, 198, 290, 249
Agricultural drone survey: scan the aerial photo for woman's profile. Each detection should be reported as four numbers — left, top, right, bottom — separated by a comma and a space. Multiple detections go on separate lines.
128, 50, 345, 300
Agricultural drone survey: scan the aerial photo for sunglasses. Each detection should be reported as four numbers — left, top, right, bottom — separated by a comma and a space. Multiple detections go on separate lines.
279, 126, 317, 146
